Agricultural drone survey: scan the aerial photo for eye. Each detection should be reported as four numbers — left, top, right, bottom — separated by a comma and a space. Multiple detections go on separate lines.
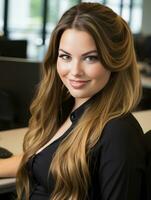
58, 54, 71, 62
84, 55, 98, 63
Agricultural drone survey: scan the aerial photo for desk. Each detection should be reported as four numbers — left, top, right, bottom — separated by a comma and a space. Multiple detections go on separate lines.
133, 109, 151, 133
0, 128, 27, 194
141, 75, 151, 89
0, 127, 27, 154
139, 61, 151, 88
0, 178, 16, 194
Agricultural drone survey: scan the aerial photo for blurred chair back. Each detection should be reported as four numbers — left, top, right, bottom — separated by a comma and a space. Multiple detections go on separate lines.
0, 90, 16, 130
144, 36, 151, 64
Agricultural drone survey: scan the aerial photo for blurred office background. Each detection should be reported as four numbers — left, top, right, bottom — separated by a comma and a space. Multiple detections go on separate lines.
0, 0, 148, 60
0, 0, 151, 130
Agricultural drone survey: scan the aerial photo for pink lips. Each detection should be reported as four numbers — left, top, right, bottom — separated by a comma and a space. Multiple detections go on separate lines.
69, 79, 89, 89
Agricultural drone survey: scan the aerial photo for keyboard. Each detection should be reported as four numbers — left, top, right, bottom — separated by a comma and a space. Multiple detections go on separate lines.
0, 147, 13, 158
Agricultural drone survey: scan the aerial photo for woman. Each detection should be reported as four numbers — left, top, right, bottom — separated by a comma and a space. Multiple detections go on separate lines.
0, 2, 146, 200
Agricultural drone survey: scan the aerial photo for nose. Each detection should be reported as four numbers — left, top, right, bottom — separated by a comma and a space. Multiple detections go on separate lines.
70, 60, 84, 76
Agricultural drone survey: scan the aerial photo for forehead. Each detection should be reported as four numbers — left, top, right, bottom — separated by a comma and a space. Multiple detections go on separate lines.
59, 29, 97, 53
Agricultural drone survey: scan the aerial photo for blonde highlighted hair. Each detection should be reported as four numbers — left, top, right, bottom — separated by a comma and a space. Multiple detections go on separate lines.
16, 2, 141, 200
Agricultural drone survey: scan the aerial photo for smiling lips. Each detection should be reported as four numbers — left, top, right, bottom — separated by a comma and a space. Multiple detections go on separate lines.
69, 79, 90, 89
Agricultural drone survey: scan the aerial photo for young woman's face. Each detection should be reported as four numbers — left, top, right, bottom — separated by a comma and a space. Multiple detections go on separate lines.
57, 29, 111, 105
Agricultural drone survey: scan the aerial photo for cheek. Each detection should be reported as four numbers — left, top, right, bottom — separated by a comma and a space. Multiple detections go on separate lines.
57, 60, 68, 78
87, 64, 111, 81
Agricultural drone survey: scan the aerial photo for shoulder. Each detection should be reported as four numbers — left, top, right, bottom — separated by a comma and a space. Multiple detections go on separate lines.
101, 112, 144, 141
93, 113, 145, 161
89, 114, 146, 200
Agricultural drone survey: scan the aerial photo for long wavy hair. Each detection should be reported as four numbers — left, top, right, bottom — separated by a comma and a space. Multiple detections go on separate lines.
16, 2, 141, 200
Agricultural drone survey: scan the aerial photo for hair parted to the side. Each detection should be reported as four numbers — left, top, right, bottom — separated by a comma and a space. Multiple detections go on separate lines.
16, 2, 141, 200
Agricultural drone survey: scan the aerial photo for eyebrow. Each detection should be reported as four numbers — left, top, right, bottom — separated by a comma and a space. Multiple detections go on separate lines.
58, 49, 98, 56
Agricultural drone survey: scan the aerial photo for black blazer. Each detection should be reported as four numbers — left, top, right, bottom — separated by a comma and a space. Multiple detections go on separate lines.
142, 130, 151, 200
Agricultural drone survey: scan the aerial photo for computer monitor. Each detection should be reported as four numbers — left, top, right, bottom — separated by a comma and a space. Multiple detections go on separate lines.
0, 57, 41, 129
0, 39, 27, 58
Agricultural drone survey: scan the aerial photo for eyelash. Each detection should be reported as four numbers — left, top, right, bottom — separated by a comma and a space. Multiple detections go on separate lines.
58, 54, 98, 63
85, 55, 98, 62
58, 54, 71, 61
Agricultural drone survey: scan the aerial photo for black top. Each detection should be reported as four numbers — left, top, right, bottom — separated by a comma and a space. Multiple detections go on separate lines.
27, 96, 146, 200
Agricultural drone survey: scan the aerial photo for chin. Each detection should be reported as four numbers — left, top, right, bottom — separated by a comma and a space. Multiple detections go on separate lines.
69, 91, 92, 99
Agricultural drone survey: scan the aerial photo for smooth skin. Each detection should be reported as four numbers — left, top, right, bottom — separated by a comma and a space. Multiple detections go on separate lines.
0, 155, 22, 177
57, 29, 111, 109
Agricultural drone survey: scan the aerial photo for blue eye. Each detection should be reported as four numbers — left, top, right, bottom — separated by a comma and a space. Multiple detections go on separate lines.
58, 54, 71, 61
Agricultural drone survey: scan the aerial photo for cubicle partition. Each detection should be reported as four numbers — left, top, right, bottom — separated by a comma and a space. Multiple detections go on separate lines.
0, 57, 41, 130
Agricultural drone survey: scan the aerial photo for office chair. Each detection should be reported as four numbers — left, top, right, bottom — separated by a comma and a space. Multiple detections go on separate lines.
144, 36, 151, 64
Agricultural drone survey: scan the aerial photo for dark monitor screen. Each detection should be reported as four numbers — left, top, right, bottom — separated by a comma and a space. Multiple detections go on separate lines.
0, 39, 27, 58
0, 57, 41, 129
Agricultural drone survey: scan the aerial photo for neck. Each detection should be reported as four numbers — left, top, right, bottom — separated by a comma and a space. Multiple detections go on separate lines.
74, 97, 90, 110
